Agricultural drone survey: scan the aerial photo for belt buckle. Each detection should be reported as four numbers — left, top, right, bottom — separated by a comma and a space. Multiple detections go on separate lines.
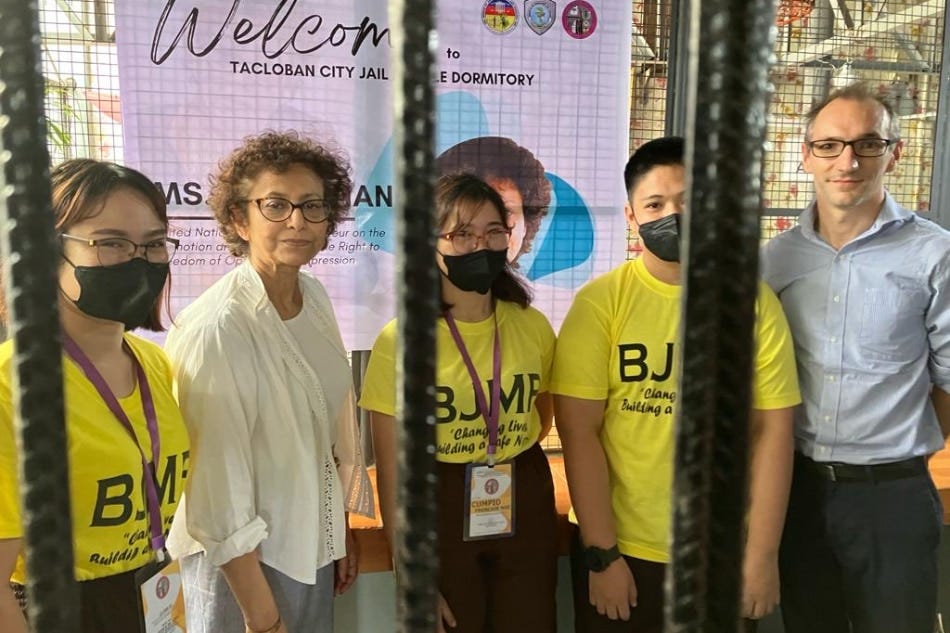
822, 463, 837, 482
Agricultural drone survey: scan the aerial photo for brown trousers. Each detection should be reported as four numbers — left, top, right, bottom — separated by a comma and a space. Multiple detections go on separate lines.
437, 442, 558, 633
14, 568, 143, 633
80, 568, 142, 633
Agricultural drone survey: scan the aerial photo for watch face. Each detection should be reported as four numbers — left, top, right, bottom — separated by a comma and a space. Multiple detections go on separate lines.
584, 547, 609, 572
584, 545, 620, 572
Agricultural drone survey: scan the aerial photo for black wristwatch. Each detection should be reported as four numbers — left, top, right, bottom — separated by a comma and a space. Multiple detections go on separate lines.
583, 544, 621, 572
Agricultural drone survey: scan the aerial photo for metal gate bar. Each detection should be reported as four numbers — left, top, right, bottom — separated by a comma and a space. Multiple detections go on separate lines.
0, 1, 78, 631
390, 1, 440, 631
667, 0, 779, 630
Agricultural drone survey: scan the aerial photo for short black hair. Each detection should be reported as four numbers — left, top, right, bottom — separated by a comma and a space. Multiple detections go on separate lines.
624, 137, 685, 196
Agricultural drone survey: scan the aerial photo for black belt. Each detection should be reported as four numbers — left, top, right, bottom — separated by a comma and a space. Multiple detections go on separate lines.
797, 454, 928, 483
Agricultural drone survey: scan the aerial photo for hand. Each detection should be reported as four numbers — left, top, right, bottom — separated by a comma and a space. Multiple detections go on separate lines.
334, 525, 360, 596
741, 550, 780, 620
436, 592, 457, 633
589, 558, 637, 620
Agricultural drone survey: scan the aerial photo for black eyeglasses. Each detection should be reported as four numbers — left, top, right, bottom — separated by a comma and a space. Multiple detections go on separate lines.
242, 197, 330, 223
806, 137, 897, 158
60, 234, 180, 266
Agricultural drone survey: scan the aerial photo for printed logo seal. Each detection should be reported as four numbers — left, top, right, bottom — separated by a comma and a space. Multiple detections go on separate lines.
156, 575, 170, 599
483, 0, 519, 34
525, 0, 556, 35
562, 0, 597, 39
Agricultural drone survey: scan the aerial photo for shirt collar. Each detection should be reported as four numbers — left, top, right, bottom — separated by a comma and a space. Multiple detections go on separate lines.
799, 191, 913, 245
234, 260, 346, 356
236, 259, 275, 310
632, 257, 680, 298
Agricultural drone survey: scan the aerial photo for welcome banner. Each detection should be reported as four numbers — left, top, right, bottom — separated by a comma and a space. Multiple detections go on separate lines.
116, 0, 632, 349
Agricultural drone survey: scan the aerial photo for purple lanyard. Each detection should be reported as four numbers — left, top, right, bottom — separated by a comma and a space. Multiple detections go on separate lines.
62, 335, 166, 558
443, 311, 502, 466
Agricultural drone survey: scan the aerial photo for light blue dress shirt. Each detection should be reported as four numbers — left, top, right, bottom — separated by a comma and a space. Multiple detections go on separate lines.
761, 193, 950, 464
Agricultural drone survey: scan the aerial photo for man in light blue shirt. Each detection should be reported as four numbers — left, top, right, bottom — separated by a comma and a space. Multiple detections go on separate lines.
761, 83, 950, 633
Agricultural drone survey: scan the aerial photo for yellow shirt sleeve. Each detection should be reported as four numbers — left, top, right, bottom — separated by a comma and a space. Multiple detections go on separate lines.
550, 283, 613, 400
752, 282, 802, 410
532, 308, 556, 393
358, 320, 398, 416
0, 353, 21, 540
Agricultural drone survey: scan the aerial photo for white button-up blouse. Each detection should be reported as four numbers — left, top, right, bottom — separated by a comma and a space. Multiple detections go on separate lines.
165, 261, 374, 583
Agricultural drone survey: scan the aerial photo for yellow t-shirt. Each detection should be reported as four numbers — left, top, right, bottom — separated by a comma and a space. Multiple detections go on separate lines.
360, 301, 555, 463
0, 334, 190, 582
551, 258, 801, 562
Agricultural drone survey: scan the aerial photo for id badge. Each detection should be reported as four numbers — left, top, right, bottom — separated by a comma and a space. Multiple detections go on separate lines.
464, 462, 516, 540
135, 557, 187, 633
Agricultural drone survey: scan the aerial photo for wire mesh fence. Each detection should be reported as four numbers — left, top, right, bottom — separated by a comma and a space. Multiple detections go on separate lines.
37, 0, 948, 218
764, 0, 945, 240
35, 0, 948, 456
40, 0, 121, 165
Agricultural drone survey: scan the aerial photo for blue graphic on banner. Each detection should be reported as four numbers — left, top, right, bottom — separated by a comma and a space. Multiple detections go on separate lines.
436, 91, 494, 151
355, 91, 593, 283
525, 173, 593, 280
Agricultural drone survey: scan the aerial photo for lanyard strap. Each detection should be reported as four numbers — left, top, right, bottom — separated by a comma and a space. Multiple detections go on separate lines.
62, 335, 166, 556
443, 311, 502, 466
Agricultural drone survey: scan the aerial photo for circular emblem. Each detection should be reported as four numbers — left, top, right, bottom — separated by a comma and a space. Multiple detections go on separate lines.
484, 478, 500, 495
562, 0, 597, 39
483, 0, 519, 35
156, 575, 170, 600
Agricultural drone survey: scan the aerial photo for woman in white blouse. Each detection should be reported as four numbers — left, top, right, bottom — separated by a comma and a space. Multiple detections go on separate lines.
164, 131, 373, 633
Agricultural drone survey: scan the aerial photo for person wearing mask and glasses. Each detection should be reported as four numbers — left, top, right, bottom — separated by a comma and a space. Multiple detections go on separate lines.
360, 174, 559, 633
164, 131, 374, 633
0, 159, 190, 633
435, 136, 551, 265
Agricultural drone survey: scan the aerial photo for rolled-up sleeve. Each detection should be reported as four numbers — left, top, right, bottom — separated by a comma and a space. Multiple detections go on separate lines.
333, 391, 375, 518
165, 318, 267, 566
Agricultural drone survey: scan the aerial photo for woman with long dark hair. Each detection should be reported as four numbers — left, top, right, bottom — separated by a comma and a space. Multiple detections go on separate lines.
0, 159, 189, 633
360, 173, 559, 633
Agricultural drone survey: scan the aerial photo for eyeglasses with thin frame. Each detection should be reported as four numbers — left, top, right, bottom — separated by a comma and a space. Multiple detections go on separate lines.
438, 227, 511, 253
806, 137, 897, 158
60, 234, 180, 266
241, 197, 330, 223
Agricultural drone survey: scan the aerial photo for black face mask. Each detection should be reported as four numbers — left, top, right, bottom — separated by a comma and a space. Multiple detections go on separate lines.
440, 248, 508, 295
66, 258, 169, 330
638, 214, 682, 263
